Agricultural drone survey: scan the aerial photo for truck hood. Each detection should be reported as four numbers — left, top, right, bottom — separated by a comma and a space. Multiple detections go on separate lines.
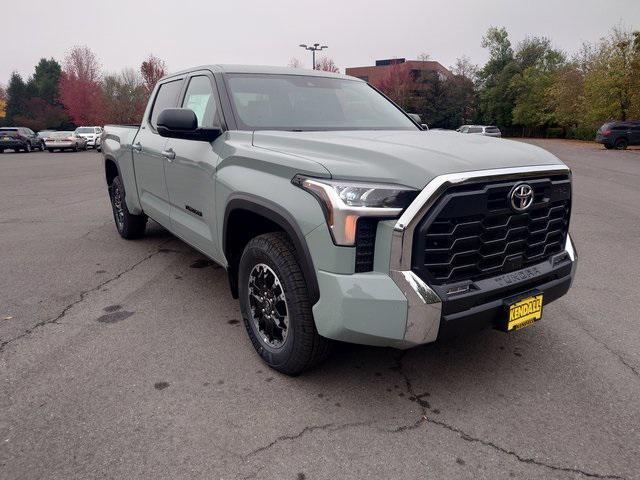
252, 130, 565, 189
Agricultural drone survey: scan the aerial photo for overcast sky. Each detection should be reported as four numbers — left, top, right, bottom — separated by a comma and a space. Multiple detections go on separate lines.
2, 0, 639, 82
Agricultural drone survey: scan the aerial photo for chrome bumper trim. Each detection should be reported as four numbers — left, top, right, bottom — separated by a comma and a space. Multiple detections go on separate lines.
388, 164, 571, 346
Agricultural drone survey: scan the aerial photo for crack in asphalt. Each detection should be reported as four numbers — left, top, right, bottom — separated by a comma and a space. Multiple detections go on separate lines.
386, 350, 626, 480
425, 417, 626, 480
561, 304, 639, 379
244, 421, 370, 459
0, 239, 173, 353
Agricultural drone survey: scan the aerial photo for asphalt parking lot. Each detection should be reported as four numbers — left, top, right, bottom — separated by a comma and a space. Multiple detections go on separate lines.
1, 140, 639, 480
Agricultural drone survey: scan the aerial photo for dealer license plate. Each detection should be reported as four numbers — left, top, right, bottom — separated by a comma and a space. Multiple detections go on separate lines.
506, 294, 543, 331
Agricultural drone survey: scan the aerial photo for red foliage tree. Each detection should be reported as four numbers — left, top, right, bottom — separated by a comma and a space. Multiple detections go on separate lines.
372, 62, 415, 109
59, 45, 104, 126
315, 57, 340, 73
140, 54, 167, 93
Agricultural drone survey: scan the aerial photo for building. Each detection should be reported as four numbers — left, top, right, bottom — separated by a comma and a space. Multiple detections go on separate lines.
345, 58, 452, 85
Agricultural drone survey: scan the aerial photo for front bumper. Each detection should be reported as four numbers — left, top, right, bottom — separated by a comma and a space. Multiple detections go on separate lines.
312, 165, 577, 348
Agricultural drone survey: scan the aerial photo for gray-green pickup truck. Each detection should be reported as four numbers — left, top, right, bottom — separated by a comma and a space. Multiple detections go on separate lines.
102, 65, 577, 374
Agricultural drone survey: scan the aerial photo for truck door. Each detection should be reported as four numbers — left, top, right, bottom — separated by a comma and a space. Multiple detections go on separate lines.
164, 73, 224, 262
133, 78, 183, 228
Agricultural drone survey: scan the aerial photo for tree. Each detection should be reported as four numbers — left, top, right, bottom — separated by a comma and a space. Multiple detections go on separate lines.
5, 72, 28, 124
476, 27, 518, 127
30, 58, 62, 104
288, 58, 304, 68
372, 62, 415, 109
417, 52, 431, 61
103, 68, 148, 124
0, 85, 6, 121
315, 57, 339, 73
140, 54, 167, 94
450, 55, 478, 80
59, 45, 104, 126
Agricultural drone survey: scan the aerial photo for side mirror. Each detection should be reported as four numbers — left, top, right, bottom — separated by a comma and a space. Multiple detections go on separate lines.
421, 123, 429, 131
156, 108, 221, 142
408, 113, 422, 124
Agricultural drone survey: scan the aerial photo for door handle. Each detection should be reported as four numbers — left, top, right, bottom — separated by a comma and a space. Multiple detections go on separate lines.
161, 148, 176, 161
132, 142, 143, 152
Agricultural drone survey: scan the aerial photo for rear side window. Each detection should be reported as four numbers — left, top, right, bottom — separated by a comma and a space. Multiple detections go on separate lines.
468, 127, 482, 133
181, 76, 218, 127
485, 127, 500, 133
149, 79, 183, 129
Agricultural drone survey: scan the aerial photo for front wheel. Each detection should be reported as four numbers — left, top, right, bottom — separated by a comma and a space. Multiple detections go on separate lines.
238, 232, 332, 375
109, 176, 147, 239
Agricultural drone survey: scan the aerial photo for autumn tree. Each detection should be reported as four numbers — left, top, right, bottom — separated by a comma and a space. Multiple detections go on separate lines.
372, 62, 415, 109
0, 84, 7, 121
140, 54, 167, 94
102, 68, 148, 124
59, 45, 104, 126
315, 57, 339, 73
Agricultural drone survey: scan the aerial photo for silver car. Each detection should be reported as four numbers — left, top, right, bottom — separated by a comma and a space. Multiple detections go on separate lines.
457, 125, 502, 137
45, 131, 88, 152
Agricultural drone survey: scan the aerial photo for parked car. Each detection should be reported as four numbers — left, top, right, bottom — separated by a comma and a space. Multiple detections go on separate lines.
103, 65, 576, 375
0, 127, 45, 152
74, 126, 103, 150
457, 125, 502, 137
45, 131, 88, 152
37, 130, 56, 141
595, 121, 640, 150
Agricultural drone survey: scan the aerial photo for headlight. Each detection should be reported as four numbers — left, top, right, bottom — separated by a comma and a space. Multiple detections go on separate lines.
293, 175, 418, 246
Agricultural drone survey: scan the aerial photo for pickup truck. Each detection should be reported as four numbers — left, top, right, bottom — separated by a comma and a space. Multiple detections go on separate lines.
102, 65, 577, 375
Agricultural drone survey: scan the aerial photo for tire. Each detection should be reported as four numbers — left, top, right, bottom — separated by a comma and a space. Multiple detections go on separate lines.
109, 175, 147, 239
238, 232, 332, 375
48, 148, 54, 153
615, 138, 628, 150
0, 149, 4, 153
604, 144, 614, 150
24, 143, 32, 153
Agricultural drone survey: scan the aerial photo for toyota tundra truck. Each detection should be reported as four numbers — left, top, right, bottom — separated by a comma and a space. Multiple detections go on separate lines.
102, 65, 577, 375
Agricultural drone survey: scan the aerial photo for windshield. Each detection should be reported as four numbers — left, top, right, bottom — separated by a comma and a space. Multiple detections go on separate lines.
75, 127, 94, 134
225, 74, 418, 131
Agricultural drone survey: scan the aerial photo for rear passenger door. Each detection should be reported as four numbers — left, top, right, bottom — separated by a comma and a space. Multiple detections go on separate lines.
164, 72, 225, 262
133, 77, 183, 228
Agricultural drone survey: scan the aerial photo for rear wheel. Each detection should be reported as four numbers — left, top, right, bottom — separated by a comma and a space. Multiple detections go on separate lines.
109, 176, 147, 239
48, 148, 54, 153
24, 143, 32, 153
604, 144, 614, 150
238, 232, 332, 375
615, 138, 628, 150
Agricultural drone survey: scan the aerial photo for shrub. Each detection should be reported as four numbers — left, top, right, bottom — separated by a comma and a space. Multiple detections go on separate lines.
567, 126, 597, 141
546, 127, 564, 138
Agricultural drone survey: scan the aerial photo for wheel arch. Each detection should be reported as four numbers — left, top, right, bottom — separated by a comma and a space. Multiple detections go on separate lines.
223, 194, 320, 305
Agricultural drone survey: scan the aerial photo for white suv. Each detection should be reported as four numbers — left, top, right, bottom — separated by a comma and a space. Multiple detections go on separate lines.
74, 126, 103, 150
457, 125, 502, 137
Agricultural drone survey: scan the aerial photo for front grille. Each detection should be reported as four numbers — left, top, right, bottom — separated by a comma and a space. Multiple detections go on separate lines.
412, 175, 571, 285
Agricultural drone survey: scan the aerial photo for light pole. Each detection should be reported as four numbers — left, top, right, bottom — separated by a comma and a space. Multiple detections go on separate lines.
299, 43, 328, 69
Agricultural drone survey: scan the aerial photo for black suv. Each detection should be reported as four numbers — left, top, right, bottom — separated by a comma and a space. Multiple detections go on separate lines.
595, 121, 640, 150
0, 127, 45, 153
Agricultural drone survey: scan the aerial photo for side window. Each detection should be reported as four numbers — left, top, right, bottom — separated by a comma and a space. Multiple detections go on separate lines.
181, 76, 217, 127
149, 79, 183, 129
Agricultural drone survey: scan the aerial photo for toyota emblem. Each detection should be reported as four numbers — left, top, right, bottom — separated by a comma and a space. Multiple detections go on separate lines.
509, 183, 534, 212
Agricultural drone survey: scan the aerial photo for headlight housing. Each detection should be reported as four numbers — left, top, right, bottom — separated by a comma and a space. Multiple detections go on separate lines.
293, 175, 418, 246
